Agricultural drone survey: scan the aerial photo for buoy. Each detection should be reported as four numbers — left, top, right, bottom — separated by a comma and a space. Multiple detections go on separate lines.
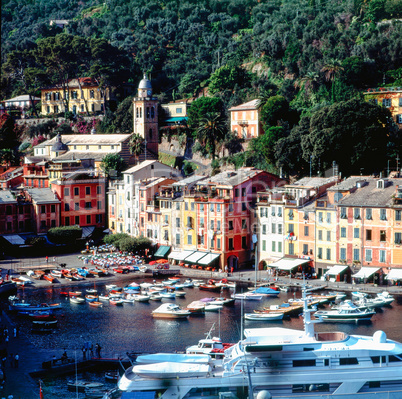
256, 390, 272, 399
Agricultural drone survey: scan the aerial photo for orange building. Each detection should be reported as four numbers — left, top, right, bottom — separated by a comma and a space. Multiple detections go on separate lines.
364, 87, 402, 128
228, 99, 263, 140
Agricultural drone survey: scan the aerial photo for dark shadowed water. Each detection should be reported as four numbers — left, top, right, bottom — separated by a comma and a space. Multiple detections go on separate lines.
10, 278, 402, 398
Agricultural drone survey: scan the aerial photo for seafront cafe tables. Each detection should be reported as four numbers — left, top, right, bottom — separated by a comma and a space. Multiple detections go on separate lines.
168, 250, 220, 271
352, 266, 381, 284
386, 268, 402, 284
323, 264, 351, 283
268, 257, 312, 276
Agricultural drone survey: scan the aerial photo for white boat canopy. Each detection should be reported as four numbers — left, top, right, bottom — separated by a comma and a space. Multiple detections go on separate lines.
168, 250, 195, 261
268, 257, 309, 271
352, 267, 380, 279
325, 265, 349, 276
385, 268, 402, 281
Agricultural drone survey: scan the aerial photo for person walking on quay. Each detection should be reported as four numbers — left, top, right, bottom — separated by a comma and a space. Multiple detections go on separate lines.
95, 343, 101, 358
14, 354, 18, 368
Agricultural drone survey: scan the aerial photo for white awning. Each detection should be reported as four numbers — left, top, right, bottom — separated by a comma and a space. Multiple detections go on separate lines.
82, 226, 95, 238
184, 251, 208, 263
325, 265, 349, 276
2, 235, 25, 245
352, 267, 380, 279
268, 257, 309, 271
386, 268, 402, 281
198, 253, 220, 266
168, 250, 195, 261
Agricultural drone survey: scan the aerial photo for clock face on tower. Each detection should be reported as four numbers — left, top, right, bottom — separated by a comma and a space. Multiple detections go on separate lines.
147, 90, 152, 96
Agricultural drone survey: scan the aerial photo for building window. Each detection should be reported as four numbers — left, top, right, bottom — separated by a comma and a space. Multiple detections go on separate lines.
85, 202, 92, 209
366, 229, 372, 240
87, 215, 91, 224
262, 240, 266, 251
241, 236, 247, 249
90, 90, 94, 99
277, 207, 282, 217
318, 230, 323, 241
272, 241, 276, 252
303, 244, 308, 255
85, 186, 91, 195
163, 229, 168, 240
318, 247, 322, 259
217, 204, 221, 213
40, 221, 46, 229
75, 215, 80, 225
51, 204, 56, 213
229, 220, 233, 230
354, 208, 360, 220
96, 214, 102, 224
271, 206, 276, 216
229, 203, 234, 212
397, 114, 402, 124
217, 220, 221, 231
304, 226, 309, 236
288, 209, 294, 220
365, 249, 372, 262
235, 189, 239, 197
176, 218, 180, 228
74, 187, 79, 196
341, 227, 346, 238
395, 232, 402, 244
379, 250, 386, 263
366, 208, 372, 220
380, 209, 387, 221
64, 187, 70, 197
382, 98, 391, 107
318, 212, 323, 223
353, 248, 360, 261
191, 202, 195, 211
242, 202, 247, 211
354, 228, 360, 238
242, 219, 247, 230
326, 231, 330, 241
340, 247, 346, 260
326, 248, 331, 260
210, 203, 214, 213
262, 225, 267, 235
210, 220, 214, 230
176, 234, 180, 245
380, 230, 386, 241
340, 207, 347, 219
187, 235, 192, 245
272, 223, 276, 234
288, 224, 294, 233
228, 238, 234, 250
289, 242, 294, 255
396, 210, 402, 221
185, 202, 188, 211
278, 224, 282, 234
278, 241, 282, 252
326, 213, 331, 223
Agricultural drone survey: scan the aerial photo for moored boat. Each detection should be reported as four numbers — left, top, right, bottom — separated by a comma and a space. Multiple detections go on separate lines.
70, 296, 85, 304
314, 300, 375, 321
89, 301, 103, 308
244, 312, 284, 321
151, 303, 190, 319
67, 380, 104, 392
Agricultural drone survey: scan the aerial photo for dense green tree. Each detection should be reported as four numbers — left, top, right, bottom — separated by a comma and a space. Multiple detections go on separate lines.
260, 96, 290, 129
129, 133, 145, 164
299, 99, 398, 176
100, 153, 127, 178
208, 64, 250, 95
248, 126, 286, 165
187, 97, 223, 131
47, 226, 82, 244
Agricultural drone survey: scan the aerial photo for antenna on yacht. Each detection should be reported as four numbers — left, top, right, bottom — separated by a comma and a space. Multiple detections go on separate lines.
302, 275, 321, 338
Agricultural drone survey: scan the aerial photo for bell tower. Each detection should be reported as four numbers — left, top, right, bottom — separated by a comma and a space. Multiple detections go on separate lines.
132, 74, 159, 160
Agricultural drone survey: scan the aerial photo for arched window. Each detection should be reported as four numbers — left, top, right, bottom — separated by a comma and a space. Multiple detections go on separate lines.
151, 106, 155, 118
136, 107, 139, 118
139, 107, 142, 117
146, 107, 150, 118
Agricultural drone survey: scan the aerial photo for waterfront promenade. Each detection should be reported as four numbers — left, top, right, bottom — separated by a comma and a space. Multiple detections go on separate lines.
1, 252, 402, 398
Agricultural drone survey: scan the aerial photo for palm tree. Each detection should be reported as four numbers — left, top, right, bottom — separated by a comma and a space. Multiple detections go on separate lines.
321, 59, 344, 102
295, 71, 321, 97
129, 133, 144, 164
196, 112, 227, 160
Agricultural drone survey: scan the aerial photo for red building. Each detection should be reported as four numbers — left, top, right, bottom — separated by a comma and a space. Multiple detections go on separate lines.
0, 167, 24, 190
52, 172, 106, 229
23, 161, 49, 188
25, 188, 61, 234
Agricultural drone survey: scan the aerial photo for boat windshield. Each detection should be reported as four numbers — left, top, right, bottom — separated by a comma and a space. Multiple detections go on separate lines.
314, 332, 348, 342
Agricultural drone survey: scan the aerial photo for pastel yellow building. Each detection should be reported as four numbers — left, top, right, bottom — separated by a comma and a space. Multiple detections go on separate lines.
41, 78, 109, 115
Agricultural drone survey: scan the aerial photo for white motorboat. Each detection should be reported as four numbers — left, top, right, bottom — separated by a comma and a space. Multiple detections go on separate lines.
149, 293, 162, 301
69, 296, 85, 304
110, 287, 402, 398
314, 300, 375, 321
232, 292, 263, 301
134, 294, 150, 302
376, 291, 394, 305
204, 303, 223, 312
351, 291, 369, 299
151, 303, 190, 319
244, 312, 284, 321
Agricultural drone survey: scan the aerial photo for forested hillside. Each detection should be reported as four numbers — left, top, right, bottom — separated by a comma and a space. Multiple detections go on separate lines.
1, 0, 402, 177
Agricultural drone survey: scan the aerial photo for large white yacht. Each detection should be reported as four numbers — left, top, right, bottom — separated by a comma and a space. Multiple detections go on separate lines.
104, 288, 402, 399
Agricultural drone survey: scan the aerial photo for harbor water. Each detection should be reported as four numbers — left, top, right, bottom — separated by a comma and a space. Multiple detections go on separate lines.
10, 278, 402, 398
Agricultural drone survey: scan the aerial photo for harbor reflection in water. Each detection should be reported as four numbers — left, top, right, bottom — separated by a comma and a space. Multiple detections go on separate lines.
12, 279, 402, 398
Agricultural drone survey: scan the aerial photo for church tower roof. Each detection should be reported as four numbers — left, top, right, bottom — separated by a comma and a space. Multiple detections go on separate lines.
138, 74, 152, 90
